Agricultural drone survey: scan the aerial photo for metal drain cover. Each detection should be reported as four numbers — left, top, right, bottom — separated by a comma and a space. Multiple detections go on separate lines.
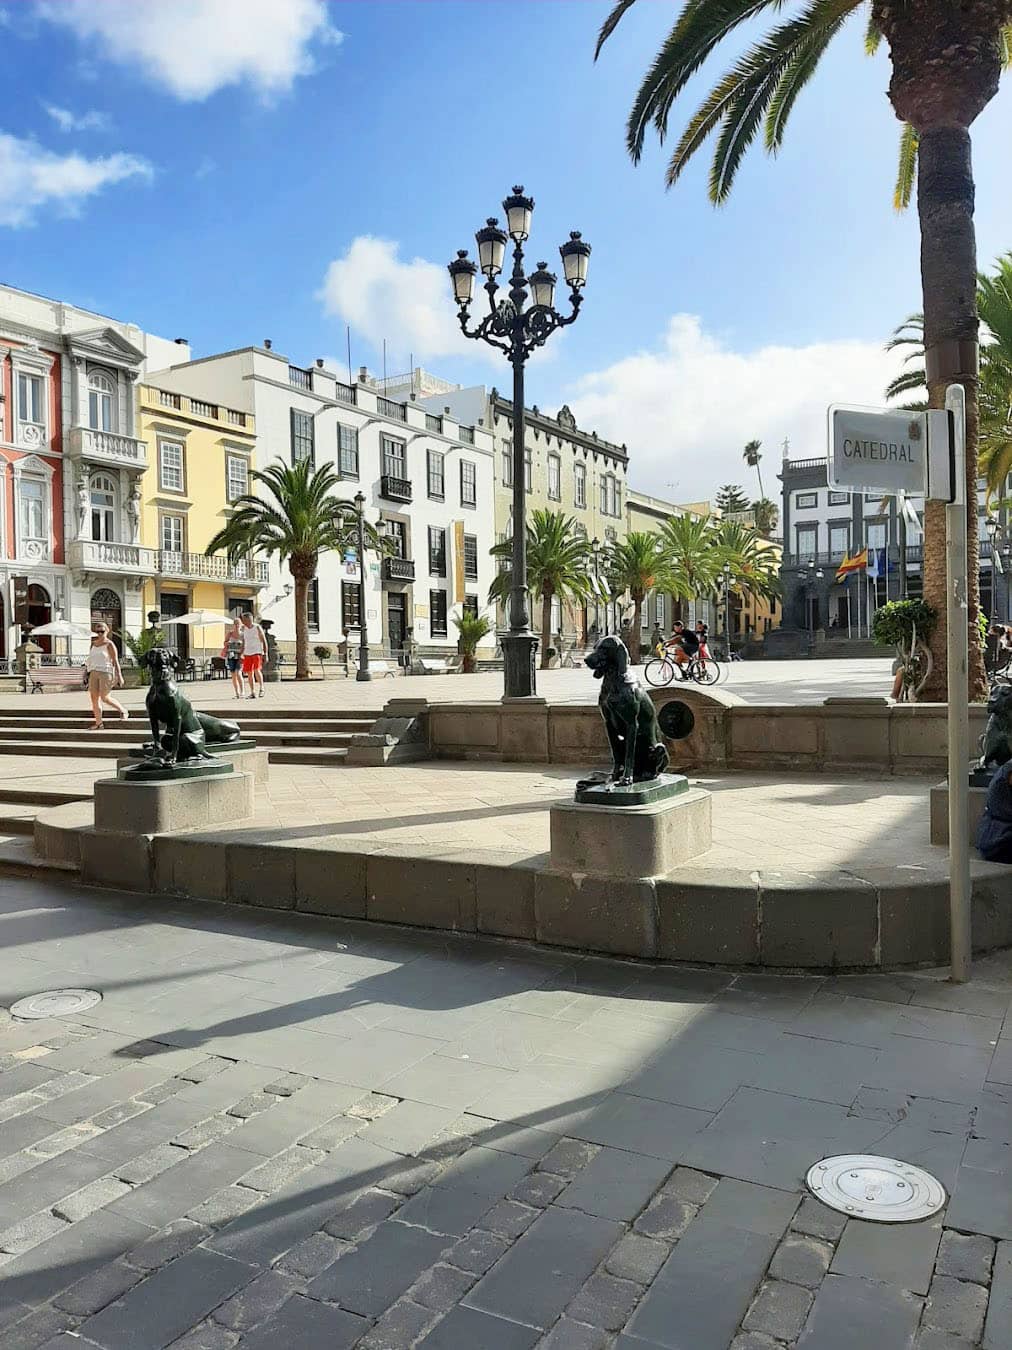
9, 989, 102, 1020
806, 1154, 946, 1223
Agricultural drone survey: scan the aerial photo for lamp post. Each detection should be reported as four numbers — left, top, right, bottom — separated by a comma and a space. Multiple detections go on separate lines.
354, 492, 371, 683
986, 515, 1001, 628
805, 559, 824, 633
448, 187, 590, 699
590, 536, 601, 640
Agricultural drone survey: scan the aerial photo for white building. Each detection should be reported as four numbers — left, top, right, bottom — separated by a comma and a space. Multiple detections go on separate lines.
148, 348, 497, 660
0, 282, 187, 662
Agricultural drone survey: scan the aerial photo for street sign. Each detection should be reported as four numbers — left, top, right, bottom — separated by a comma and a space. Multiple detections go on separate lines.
828, 406, 927, 495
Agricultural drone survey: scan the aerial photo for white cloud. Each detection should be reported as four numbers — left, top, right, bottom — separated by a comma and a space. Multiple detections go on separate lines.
37, 0, 342, 102
565, 314, 905, 505
0, 132, 152, 227
318, 236, 494, 367
44, 104, 111, 133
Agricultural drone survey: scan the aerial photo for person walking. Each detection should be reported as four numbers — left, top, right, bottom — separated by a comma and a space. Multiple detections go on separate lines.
220, 618, 244, 699
239, 611, 267, 699
85, 624, 127, 729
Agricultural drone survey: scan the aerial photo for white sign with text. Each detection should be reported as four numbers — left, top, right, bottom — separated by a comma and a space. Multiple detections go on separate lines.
828, 406, 928, 495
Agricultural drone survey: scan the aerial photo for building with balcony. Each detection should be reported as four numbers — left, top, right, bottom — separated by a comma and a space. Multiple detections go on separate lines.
136, 385, 265, 663
0, 283, 186, 660
146, 348, 497, 661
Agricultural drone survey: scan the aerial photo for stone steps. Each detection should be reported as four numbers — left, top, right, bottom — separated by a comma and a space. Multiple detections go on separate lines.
0, 725, 363, 748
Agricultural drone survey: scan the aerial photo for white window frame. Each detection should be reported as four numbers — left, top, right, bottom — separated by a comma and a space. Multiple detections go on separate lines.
161, 513, 184, 554
90, 473, 117, 543
226, 453, 249, 504
501, 443, 513, 487
10, 346, 52, 451
11, 453, 54, 560
88, 370, 117, 432
159, 439, 185, 493
460, 458, 476, 507
795, 491, 818, 510
547, 453, 561, 501
796, 524, 818, 561
574, 462, 586, 508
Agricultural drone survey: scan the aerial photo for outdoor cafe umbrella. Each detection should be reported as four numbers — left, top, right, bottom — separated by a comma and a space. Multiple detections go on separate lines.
158, 610, 236, 665
25, 618, 95, 664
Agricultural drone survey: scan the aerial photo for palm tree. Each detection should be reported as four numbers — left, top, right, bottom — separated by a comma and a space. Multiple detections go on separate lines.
206, 458, 382, 681
743, 439, 765, 502
452, 609, 493, 674
657, 513, 721, 615
605, 532, 668, 663
752, 498, 779, 535
713, 520, 782, 604
489, 509, 596, 669
596, 1, 1012, 700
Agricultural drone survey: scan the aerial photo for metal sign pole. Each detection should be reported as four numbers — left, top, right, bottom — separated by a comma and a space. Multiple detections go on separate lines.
945, 383, 971, 984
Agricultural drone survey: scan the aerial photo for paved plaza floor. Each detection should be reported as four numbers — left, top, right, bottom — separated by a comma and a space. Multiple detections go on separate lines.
1, 872, 1010, 1350
0, 658, 896, 713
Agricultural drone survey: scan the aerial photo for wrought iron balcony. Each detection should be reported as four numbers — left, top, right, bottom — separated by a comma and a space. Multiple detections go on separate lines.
158, 552, 269, 585
67, 539, 157, 576
380, 474, 412, 503
68, 426, 149, 470
383, 556, 415, 582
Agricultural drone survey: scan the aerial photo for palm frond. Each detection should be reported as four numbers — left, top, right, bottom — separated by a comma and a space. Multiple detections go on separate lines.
864, 10, 882, 55
885, 367, 927, 401
765, 16, 847, 153
594, 0, 642, 60
893, 122, 919, 210
884, 313, 924, 353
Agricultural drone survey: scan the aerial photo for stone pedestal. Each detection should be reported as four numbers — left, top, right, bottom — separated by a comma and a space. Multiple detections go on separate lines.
116, 744, 270, 785
95, 770, 255, 835
929, 781, 988, 846
550, 785, 712, 879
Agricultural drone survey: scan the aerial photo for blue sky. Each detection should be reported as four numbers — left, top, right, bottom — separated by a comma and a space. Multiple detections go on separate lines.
1, 0, 1010, 500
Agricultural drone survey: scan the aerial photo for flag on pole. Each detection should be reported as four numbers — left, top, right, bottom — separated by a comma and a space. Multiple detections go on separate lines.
867, 549, 880, 580
835, 549, 868, 583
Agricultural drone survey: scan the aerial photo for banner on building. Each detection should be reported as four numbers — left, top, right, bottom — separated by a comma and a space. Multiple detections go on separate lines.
12, 576, 29, 626
453, 520, 465, 604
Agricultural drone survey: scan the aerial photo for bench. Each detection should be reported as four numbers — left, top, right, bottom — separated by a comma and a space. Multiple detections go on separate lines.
27, 666, 85, 694
416, 656, 463, 675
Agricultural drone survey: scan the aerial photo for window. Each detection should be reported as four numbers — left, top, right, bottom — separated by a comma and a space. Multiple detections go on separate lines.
381, 435, 406, 478
501, 444, 513, 487
655, 592, 664, 624
17, 372, 43, 425
91, 474, 116, 542
524, 447, 532, 491
158, 439, 184, 492
866, 520, 887, 552
342, 580, 361, 628
796, 524, 817, 561
600, 473, 620, 517
795, 492, 818, 509
307, 579, 319, 631
641, 598, 650, 630
828, 522, 850, 560
828, 490, 849, 505
430, 590, 448, 637
161, 514, 184, 554
385, 519, 407, 558
463, 533, 478, 580
574, 462, 586, 509
614, 478, 622, 518
427, 449, 444, 500
337, 424, 358, 478
19, 478, 45, 541
460, 459, 476, 507
429, 526, 446, 577
290, 408, 314, 465
226, 454, 248, 503
88, 371, 115, 432
463, 595, 479, 619
547, 453, 561, 501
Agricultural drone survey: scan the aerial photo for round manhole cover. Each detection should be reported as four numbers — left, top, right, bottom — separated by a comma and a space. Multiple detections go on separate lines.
657, 700, 695, 741
9, 989, 102, 1020
806, 1155, 946, 1223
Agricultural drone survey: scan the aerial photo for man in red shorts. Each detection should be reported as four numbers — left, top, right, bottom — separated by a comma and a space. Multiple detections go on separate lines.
240, 611, 267, 699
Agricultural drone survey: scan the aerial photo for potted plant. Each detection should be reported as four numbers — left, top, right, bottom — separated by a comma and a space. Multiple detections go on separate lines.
452, 610, 492, 674
313, 644, 332, 677
872, 599, 938, 701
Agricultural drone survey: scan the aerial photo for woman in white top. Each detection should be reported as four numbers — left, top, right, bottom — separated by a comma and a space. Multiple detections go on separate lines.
85, 624, 127, 729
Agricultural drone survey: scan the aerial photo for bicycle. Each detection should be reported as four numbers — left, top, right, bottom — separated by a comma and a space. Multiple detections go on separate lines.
643, 642, 720, 687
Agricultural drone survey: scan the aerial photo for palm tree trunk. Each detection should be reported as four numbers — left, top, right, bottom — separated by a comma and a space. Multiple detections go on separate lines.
292, 570, 311, 680
915, 123, 985, 701
630, 595, 643, 664
540, 591, 553, 670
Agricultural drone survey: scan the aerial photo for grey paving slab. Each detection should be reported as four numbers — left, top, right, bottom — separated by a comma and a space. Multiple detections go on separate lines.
74, 1096, 231, 1164
556, 1145, 672, 1221
234, 1293, 366, 1349
570, 1093, 712, 1162
396, 1182, 493, 1237
31, 1064, 169, 1124
984, 1240, 1012, 1350
946, 1157, 1012, 1241
107, 1140, 263, 1228
465, 1206, 622, 1330
211, 1080, 363, 1157
892, 1005, 1003, 1049
696, 1178, 799, 1238
0, 1208, 152, 1310
0, 1147, 115, 1228
417, 1305, 540, 1348
78, 1246, 255, 1349
623, 1043, 757, 1113
378, 1053, 519, 1111
432, 1145, 532, 1199
831, 1215, 942, 1295
625, 1218, 779, 1350
307, 1219, 451, 1315
361, 1099, 464, 1155
975, 1083, 1012, 1144
0, 1111, 64, 1160
796, 1273, 922, 1349
0, 1062, 61, 1100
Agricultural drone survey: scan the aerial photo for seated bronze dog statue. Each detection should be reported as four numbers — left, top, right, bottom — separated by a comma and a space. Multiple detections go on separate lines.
141, 647, 241, 764
582, 635, 669, 787
979, 681, 1012, 770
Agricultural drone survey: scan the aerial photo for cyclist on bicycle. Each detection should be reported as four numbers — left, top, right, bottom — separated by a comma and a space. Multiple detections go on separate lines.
670, 621, 699, 678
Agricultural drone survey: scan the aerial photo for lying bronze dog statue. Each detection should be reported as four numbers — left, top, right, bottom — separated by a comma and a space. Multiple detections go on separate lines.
141, 646, 241, 764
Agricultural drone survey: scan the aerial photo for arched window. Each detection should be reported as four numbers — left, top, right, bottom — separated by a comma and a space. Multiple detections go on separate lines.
91, 474, 116, 542
88, 371, 116, 432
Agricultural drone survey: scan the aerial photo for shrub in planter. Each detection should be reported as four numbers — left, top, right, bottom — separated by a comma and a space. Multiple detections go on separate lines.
313, 644, 332, 677
453, 611, 492, 674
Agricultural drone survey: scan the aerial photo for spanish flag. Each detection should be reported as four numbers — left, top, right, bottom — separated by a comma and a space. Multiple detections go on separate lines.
835, 549, 868, 583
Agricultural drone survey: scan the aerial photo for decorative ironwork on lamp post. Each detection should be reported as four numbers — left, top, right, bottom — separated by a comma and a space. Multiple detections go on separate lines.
448, 187, 590, 699
354, 491, 371, 683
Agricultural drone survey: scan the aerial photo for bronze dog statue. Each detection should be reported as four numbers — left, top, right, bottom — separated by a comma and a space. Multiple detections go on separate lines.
583, 635, 669, 786
141, 647, 241, 764
979, 681, 1012, 771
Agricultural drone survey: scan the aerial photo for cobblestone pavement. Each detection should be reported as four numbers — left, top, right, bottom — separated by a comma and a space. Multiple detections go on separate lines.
0, 658, 895, 713
1, 875, 1009, 1349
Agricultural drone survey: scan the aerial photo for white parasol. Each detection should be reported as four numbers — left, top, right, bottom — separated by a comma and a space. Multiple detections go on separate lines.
158, 610, 238, 666
27, 620, 95, 638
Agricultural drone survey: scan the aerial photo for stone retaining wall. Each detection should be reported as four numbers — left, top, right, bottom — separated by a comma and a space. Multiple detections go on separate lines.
426, 693, 987, 776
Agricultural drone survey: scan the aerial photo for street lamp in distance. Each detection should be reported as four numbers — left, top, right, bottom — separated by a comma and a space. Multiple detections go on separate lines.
354, 491, 371, 683
448, 187, 590, 700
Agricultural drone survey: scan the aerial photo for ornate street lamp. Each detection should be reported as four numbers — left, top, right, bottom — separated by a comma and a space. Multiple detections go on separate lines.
448, 188, 590, 699
354, 491, 371, 683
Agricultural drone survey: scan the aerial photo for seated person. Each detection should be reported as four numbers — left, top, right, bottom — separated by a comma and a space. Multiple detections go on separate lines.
669, 621, 699, 675
977, 760, 1012, 863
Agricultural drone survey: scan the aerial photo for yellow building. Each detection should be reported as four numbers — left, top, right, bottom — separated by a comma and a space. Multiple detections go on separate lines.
137, 384, 267, 664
